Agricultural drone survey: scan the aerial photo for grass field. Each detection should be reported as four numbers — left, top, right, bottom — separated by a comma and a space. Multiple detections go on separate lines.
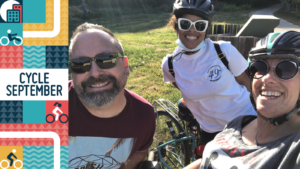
69, 9, 253, 104
274, 7, 300, 27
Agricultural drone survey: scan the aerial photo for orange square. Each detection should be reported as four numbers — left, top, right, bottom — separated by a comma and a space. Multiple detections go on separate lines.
46, 101, 68, 124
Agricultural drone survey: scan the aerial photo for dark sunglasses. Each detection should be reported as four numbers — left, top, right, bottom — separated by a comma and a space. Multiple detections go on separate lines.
69, 53, 122, 74
178, 18, 208, 32
248, 59, 300, 80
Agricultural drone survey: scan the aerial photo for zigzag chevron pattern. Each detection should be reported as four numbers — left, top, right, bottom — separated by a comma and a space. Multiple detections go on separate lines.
0, 101, 23, 123
0, 123, 68, 146
0, 46, 23, 68
46, 46, 68, 68
23, 46, 46, 69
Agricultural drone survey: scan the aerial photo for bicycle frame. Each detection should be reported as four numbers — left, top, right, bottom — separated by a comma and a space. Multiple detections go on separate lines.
153, 99, 197, 169
157, 136, 196, 169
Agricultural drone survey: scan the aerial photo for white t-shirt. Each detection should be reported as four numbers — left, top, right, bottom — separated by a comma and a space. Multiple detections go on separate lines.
161, 39, 256, 133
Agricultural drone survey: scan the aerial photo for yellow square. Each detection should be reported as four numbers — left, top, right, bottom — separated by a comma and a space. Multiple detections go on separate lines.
0, 146, 23, 169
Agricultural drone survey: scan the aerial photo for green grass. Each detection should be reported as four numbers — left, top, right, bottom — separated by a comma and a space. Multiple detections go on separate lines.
69, 9, 252, 104
274, 7, 300, 27
117, 27, 181, 104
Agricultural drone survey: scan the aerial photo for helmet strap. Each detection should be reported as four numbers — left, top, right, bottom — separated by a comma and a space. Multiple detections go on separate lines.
255, 103, 300, 145
257, 99, 300, 126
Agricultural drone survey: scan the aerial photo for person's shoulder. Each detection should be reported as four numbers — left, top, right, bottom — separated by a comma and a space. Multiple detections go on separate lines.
215, 40, 233, 49
205, 38, 231, 50
173, 46, 181, 54
125, 89, 153, 109
225, 115, 253, 130
125, 89, 155, 119
162, 46, 181, 61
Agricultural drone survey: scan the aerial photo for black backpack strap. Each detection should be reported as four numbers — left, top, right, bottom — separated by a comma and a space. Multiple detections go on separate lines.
168, 54, 175, 77
214, 42, 230, 71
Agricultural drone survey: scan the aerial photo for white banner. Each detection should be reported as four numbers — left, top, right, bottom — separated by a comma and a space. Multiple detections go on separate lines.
0, 69, 68, 100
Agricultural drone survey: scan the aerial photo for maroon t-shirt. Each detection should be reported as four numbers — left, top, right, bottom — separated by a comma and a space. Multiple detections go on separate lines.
68, 81, 155, 168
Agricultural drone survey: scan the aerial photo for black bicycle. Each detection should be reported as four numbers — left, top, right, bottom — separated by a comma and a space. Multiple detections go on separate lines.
149, 99, 201, 169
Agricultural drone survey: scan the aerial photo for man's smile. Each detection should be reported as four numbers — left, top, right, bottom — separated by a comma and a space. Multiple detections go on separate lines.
90, 81, 110, 88
87, 81, 112, 91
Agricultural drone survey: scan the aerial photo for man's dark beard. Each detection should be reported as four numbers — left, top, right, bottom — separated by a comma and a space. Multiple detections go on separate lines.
74, 74, 125, 107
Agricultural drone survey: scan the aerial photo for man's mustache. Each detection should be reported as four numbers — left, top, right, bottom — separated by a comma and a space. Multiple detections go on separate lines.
81, 74, 117, 89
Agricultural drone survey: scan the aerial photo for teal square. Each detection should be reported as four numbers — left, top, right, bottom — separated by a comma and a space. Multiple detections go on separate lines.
23, 0, 46, 23
0, 23, 22, 46
23, 46, 46, 69
23, 101, 45, 123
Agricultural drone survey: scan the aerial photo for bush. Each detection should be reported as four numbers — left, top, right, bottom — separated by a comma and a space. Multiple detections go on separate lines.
240, 4, 251, 10
218, 3, 241, 12
217, 2, 252, 12
252, 0, 281, 7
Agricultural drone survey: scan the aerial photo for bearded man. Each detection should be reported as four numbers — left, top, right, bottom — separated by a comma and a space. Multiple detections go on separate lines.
68, 23, 155, 169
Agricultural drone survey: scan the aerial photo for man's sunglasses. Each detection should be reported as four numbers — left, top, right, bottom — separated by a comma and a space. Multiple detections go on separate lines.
248, 59, 300, 80
178, 18, 209, 32
69, 53, 122, 74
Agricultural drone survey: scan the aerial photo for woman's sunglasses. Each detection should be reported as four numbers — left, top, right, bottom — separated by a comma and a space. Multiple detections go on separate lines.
69, 53, 122, 74
178, 18, 209, 32
248, 59, 300, 80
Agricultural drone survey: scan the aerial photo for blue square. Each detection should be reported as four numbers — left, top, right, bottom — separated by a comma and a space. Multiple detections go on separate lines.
23, 101, 45, 123
23, 0, 46, 23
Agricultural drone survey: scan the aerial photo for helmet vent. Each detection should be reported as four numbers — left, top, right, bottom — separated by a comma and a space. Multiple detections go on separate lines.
198, 0, 206, 7
208, 4, 213, 11
193, 0, 197, 6
270, 34, 280, 43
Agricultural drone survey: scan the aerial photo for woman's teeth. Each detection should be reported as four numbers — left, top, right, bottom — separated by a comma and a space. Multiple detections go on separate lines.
261, 91, 282, 97
91, 81, 109, 88
186, 36, 197, 40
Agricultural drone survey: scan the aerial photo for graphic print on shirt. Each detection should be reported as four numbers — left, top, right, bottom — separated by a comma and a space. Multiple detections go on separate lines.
203, 151, 218, 169
201, 132, 273, 169
201, 148, 249, 169
203, 151, 240, 169
207, 65, 222, 82
69, 137, 136, 169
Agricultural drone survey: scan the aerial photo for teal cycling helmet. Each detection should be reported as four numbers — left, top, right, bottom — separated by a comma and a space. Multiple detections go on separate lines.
248, 31, 300, 63
248, 31, 300, 126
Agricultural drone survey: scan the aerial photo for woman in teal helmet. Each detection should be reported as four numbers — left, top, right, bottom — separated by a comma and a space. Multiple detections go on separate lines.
185, 31, 300, 169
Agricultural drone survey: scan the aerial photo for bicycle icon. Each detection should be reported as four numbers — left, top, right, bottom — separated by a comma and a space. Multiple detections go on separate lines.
46, 102, 69, 123
0, 160, 23, 169
0, 149, 23, 169
0, 30, 23, 46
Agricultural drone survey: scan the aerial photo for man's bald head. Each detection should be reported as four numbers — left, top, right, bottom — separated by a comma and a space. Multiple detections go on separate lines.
69, 22, 124, 57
